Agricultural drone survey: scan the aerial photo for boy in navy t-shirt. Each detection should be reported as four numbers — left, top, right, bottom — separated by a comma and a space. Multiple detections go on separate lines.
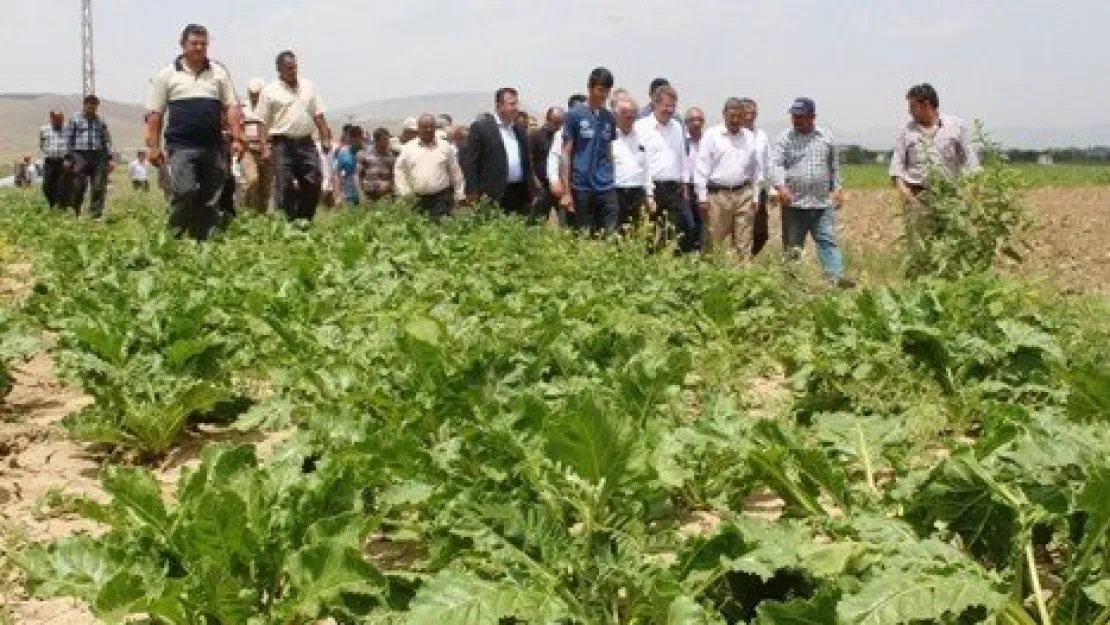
559, 67, 619, 234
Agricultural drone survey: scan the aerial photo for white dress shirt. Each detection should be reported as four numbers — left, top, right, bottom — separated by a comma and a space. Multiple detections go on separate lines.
495, 116, 524, 183
685, 136, 701, 184
546, 128, 563, 186
633, 115, 685, 183
751, 127, 772, 193
129, 160, 149, 182
694, 124, 761, 202
612, 126, 652, 191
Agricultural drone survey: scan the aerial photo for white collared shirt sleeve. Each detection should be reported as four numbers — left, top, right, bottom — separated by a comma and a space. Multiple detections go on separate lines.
546, 128, 562, 186
694, 134, 714, 203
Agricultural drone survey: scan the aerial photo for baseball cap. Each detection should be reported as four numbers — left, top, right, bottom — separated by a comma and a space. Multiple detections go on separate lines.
247, 78, 265, 93
788, 97, 816, 115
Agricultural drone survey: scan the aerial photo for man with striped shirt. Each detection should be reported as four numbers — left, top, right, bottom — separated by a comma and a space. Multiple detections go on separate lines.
39, 110, 70, 208
66, 95, 114, 218
771, 97, 853, 287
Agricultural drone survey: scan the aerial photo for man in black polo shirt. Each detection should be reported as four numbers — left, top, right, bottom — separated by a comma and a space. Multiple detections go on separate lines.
145, 23, 243, 240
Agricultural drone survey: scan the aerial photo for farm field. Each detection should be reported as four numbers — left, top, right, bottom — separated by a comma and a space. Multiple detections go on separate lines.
842, 163, 1110, 190
0, 182, 1108, 625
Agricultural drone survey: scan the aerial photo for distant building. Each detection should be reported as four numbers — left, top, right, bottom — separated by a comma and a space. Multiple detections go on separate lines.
874, 152, 889, 165
1037, 153, 1055, 166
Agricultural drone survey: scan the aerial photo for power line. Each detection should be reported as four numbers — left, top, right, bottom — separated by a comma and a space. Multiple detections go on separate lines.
81, 0, 95, 96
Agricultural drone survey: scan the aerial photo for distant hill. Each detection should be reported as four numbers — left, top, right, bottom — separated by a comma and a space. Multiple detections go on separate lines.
0, 94, 147, 160
332, 92, 535, 131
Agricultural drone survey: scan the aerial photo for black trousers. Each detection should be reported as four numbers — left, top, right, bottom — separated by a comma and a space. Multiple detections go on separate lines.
653, 181, 698, 253
570, 189, 619, 235
415, 188, 455, 221
167, 147, 228, 241
615, 187, 648, 230
68, 151, 109, 217
499, 182, 532, 219
42, 157, 70, 208
272, 137, 322, 221
752, 189, 772, 255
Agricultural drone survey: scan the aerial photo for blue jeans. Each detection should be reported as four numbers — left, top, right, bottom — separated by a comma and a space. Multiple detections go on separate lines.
785, 206, 844, 280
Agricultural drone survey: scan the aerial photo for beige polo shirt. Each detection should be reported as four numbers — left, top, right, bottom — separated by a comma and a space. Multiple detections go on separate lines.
257, 78, 326, 139
394, 138, 465, 200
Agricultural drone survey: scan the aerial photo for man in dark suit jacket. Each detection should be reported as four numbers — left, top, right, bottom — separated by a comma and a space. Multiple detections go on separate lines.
463, 87, 534, 217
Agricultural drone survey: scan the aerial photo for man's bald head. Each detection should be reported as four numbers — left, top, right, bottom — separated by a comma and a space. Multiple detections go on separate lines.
545, 106, 566, 131
614, 98, 638, 130
685, 107, 706, 138
417, 114, 438, 144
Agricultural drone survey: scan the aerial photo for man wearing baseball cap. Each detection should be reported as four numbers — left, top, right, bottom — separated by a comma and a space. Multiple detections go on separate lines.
771, 97, 854, 287
239, 77, 272, 211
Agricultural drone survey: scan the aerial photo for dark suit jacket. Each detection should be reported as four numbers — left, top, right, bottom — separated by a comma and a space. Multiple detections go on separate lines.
462, 113, 534, 201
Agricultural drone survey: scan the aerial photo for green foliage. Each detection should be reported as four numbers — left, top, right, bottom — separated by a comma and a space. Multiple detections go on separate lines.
907, 128, 1035, 279
1, 191, 1107, 624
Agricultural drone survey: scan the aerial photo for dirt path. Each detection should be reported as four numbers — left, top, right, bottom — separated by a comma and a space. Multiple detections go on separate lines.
1, 353, 97, 624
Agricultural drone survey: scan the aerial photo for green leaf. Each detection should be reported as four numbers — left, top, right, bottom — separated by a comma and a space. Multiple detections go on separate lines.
20, 537, 120, 601
100, 465, 169, 533
1086, 580, 1110, 606
905, 453, 1026, 566
666, 595, 726, 625
754, 587, 839, 624
404, 570, 573, 625
837, 569, 1006, 624
276, 538, 385, 620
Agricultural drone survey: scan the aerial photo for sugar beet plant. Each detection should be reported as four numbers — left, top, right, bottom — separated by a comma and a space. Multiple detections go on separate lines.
0, 193, 1107, 624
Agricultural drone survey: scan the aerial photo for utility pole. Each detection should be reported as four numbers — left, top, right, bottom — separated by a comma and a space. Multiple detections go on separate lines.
81, 0, 95, 96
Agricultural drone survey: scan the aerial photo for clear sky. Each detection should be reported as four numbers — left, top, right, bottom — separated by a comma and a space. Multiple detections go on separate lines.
1, 0, 1105, 141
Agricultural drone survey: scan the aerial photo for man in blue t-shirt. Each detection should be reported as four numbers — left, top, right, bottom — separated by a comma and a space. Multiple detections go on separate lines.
559, 67, 619, 235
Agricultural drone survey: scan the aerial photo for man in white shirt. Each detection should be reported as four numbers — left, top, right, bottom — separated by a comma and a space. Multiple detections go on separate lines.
257, 50, 333, 221
634, 85, 696, 252
741, 98, 775, 255
694, 98, 762, 259
684, 107, 707, 251
129, 151, 150, 191
395, 114, 465, 221
611, 98, 653, 230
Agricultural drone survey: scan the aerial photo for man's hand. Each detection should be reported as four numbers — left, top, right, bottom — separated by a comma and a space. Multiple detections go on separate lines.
550, 180, 563, 199
230, 138, 245, 159
560, 192, 575, 213
645, 196, 658, 216
830, 189, 843, 209
698, 201, 710, 221
148, 148, 164, 167
775, 185, 794, 207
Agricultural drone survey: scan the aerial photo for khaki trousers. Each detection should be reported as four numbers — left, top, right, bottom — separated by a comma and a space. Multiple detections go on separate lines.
703, 187, 755, 258
240, 148, 273, 211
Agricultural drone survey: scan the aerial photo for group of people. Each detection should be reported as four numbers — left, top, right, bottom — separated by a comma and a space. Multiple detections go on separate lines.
30, 22, 981, 285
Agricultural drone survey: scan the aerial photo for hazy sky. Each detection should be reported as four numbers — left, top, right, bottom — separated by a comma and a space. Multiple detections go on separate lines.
1, 0, 1105, 137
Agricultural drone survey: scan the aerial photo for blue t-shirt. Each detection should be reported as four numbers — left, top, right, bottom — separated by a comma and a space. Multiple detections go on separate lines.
335, 146, 358, 178
563, 106, 616, 192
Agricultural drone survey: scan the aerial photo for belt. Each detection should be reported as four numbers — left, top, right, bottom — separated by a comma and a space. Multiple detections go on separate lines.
707, 182, 750, 193
654, 180, 682, 187
270, 135, 315, 144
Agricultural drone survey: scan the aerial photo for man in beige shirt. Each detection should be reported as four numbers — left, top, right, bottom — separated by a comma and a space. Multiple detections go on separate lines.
257, 50, 333, 221
395, 114, 465, 221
